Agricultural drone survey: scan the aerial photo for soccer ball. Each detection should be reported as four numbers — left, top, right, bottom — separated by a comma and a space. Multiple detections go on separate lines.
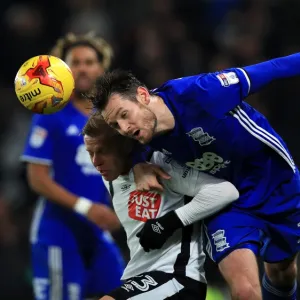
14, 55, 75, 114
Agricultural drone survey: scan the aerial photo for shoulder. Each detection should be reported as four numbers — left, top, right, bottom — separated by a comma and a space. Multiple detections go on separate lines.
51, 102, 74, 119
151, 151, 191, 177
152, 74, 212, 116
151, 151, 183, 166
150, 151, 171, 167
31, 107, 62, 126
153, 74, 206, 95
33, 103, 77, 130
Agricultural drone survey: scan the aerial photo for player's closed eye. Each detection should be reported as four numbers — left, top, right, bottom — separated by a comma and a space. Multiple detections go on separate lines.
87, 150, 93, 158
95, 146, 109, 155
98, 148, 108, 155
110, 122, 119, 130
121, 111, 128, 118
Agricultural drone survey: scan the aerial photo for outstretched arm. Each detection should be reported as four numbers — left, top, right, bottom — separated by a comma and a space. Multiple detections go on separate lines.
165, 52, 300, 118
243, 52, 300, 94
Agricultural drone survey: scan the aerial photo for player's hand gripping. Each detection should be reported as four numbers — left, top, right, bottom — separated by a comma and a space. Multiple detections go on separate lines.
136, 211, 184, 252
133, 163, 171, 192
87, 203, 120, 232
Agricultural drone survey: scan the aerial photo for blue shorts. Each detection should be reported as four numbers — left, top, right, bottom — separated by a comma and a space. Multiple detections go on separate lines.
204, 172, 300, 264
31, 237, 124, 300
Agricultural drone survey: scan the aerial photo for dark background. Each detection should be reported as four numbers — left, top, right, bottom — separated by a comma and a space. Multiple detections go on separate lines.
0, 0, 300, 299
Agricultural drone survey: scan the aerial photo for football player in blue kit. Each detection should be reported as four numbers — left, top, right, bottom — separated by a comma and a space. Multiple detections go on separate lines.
89, 53, 300, 300
21, 33, 124, 300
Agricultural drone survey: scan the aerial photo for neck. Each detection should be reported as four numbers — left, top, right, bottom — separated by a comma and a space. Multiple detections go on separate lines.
149, 95, 175, 135
119, 153, 135, 176
120, 167, 131, 176
72, 95, 92, 116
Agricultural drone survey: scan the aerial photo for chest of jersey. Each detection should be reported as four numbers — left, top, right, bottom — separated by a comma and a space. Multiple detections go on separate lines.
111, 175, 184, 228
53, 109, 100, 177
152, 115, 243, 179
113, 184, 163, 227
51, 105, 107, 202
151, 97, 276, 181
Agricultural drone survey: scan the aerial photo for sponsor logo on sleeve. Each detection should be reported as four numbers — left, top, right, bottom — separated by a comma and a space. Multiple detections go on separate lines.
29, 126, 48, 148
216, 72, 239, 87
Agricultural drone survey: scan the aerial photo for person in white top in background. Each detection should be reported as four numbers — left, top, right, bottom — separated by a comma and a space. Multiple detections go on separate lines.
82, 112, 239, 300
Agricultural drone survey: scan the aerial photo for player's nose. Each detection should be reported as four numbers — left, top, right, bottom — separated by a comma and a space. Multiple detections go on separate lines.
118, 120, 131, 136
92, 154, 104, 167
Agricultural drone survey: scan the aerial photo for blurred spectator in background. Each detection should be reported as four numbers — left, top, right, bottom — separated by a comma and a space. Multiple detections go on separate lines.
20, 33, 125, 300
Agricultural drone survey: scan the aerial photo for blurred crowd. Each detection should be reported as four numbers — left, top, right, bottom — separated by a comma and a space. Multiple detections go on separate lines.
0, 0, 300, 298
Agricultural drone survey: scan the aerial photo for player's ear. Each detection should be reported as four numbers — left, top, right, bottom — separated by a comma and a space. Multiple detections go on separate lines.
137, 86, 150, 105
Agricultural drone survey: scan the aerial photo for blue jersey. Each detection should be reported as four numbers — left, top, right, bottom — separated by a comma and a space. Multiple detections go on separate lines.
144, 53, 300, 263
21, 102, 110, 248
149, 68, 298, 207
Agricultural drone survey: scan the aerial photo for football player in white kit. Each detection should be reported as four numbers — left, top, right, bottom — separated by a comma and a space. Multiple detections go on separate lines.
82, 113, 239, 300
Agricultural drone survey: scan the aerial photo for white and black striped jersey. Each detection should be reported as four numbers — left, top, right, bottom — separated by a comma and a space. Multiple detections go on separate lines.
104, 151, 235, 283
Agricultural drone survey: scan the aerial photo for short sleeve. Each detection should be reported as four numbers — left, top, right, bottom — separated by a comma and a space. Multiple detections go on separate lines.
21, 114, 56, 165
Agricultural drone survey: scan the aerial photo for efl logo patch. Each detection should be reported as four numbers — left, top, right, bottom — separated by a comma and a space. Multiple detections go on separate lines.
29, 126, 48, 148
216, 72, 239, 87
128, 191, 161, 222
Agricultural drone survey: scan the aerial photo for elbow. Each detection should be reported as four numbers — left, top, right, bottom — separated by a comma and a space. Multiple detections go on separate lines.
223, 182, 239, 203
26, 165, 48, 194
27, 173, 41, 194
27, 169, 36, 191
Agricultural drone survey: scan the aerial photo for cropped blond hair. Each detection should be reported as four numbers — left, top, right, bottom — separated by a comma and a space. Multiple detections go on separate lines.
82, 111, 115, 138
50, 32, 113, 70
82, 111, 135, 155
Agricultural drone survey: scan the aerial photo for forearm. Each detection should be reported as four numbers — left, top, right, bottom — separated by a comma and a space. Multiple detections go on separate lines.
175, 182, 239, 226
29, 176, 79, 210
136, 181, 238, 252
242, 53, 300, 94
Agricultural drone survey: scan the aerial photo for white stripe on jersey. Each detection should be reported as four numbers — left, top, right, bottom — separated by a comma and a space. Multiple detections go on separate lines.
20, 155, 52, 165
231, 106, 296, 172
30, 197, 46, 244
202, 222, 214, 262
48, 246, 63, 300
237, 68, 251, 95
238, 106, 293, 162
131, 278, 184, 299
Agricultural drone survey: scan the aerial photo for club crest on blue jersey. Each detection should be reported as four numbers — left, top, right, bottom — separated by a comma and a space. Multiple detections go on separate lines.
186, 127, 215, 146
211, 229, 230, 252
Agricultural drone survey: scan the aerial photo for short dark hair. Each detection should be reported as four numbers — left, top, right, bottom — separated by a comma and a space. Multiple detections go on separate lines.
87, 69, 147, 111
